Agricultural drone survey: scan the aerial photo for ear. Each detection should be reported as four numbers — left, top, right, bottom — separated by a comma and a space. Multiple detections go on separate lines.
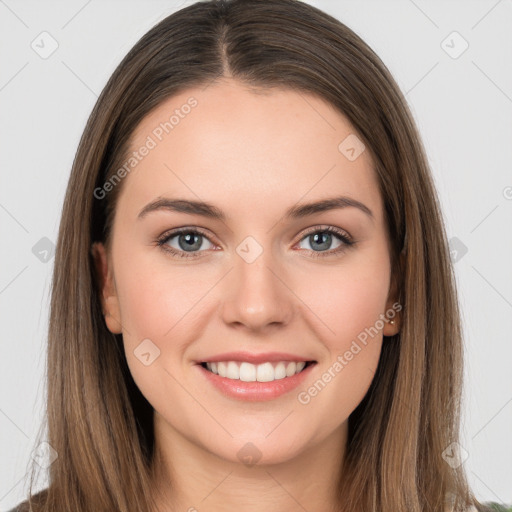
383, 253, 403, 337
91, 242, 123, 334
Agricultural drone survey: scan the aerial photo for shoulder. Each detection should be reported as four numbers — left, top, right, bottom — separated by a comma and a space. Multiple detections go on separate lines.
6, 488, 48, 511
5, 503, 31, 512
5, 498, 39, 512
447, 503, 509, 512
481, 504, 512, 512
476, 503, 512, 512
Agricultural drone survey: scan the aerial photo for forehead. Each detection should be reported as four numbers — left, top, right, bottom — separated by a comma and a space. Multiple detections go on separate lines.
117, 79, 382, 223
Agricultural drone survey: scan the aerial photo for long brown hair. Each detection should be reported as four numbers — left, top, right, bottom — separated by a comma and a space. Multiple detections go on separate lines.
19, 0, 487, 510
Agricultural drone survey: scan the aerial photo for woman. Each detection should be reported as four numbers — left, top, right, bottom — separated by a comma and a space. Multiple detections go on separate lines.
9, 0, 507, 511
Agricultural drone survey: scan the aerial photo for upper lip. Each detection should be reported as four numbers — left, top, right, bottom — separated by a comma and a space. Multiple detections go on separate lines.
196, 351, 316, 365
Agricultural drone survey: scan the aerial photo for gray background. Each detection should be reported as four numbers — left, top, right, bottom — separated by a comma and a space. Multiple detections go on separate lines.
1, 0, 511, 509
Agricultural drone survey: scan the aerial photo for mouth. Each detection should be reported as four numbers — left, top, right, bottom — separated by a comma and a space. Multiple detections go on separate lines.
196, 358, 317, 401
199, 360, 317, 383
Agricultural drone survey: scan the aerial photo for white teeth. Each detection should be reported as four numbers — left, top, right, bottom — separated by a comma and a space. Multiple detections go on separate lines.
240, 362, 256, 382
274, 362, 286, 380
204, 360, 309, 381
217, 361, 227, 377
226, 361, 239, 379
257, 362, 274, 382
286, 362, 296, 377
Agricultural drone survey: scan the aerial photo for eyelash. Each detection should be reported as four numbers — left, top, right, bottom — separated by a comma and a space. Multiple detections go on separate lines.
155, 225, 355, 259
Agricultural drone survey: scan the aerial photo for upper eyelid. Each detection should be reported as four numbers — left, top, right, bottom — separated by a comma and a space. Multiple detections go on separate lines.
298, 225, 352, 241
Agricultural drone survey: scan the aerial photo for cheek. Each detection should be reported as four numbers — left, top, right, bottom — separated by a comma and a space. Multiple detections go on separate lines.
115, 236, 390, 388
290, 256, 389, 415
114, 250, 214, 341
112, 250, 221, 383
116, 244, 390, 366
113, 256, 212, 408
291, 295, 386, 439
296, 256, 390, 350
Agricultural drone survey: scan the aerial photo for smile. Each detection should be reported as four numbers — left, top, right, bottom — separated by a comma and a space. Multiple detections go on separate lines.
197, 360, 317, 401
201, 360, 313, 382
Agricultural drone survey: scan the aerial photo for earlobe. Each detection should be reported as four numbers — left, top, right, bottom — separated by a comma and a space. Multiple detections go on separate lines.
383, 314, 400, 337
383, 296, 401, 336
103, 296, 123, 334
383, 267, 402, 338
91, 242, 123, 334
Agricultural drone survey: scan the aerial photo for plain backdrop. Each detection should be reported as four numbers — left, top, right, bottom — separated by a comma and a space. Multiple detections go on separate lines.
1, 0, 511, 509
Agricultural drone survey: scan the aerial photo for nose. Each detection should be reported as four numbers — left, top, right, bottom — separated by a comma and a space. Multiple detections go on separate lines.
220, 244, 295, 333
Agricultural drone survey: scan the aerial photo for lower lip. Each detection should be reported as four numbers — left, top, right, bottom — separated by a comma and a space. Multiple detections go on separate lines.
196, 363, 316, 401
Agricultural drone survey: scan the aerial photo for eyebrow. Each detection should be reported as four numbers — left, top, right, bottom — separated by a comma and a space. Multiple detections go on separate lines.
137, 195, 374, 222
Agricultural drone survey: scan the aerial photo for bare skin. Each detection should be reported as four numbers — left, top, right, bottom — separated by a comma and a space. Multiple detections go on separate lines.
92, 78, 400, 512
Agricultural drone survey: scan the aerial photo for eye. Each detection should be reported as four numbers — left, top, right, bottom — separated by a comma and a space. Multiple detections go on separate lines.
156, 227, 216, 258
156, 225, 354, 259
295, 225, 354, 258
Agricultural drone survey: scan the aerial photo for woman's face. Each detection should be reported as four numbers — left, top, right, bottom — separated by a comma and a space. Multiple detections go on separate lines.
93, 78, 400, 467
